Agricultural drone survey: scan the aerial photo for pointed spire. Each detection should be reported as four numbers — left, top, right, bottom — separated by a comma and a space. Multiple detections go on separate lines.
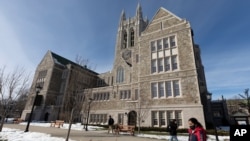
119, 9, 126, 27
120, 9, 126, 21
136, 2, 142, 20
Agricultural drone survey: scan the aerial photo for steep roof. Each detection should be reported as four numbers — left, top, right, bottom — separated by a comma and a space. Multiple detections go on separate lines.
49, 50, 98, 75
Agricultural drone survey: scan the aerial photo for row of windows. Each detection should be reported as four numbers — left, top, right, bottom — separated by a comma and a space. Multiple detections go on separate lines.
120, 90, 131, 100
93, 93, 110, 101
152, 110, 182, 127
151, 36, 176, 52
151, 56, 178, 73
151, 80, 180, 98
89, 114, 108, 123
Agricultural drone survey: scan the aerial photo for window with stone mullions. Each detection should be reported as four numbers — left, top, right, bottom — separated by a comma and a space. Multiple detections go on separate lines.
151, 83, 158, 98
166, 81, 172, 97
163, 37, 169, 49
170, 36, 176, 47
151, 60, 157, 73
172, 55, 178, 70
152, 111, 158, 125
173, 80, 180, 97
157, 39, 162, 50
164, 57, 170, 71
159, 111, 166, 126
158, 58, 163, 72
158, 82, 165, 97
175, 111, 182, 126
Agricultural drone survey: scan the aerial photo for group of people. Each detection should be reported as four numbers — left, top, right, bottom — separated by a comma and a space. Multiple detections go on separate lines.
107, 115, 206, 141
167, 117, 206, 141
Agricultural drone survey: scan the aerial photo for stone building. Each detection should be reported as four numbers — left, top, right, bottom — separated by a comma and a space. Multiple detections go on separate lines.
22, 4, 211, 128
21, 51, 98, 122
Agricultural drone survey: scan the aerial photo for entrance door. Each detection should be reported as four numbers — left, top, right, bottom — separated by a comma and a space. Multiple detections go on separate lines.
128, 111, 137, 126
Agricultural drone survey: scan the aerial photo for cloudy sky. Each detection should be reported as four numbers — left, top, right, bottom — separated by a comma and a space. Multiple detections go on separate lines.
0, 0, 249, 100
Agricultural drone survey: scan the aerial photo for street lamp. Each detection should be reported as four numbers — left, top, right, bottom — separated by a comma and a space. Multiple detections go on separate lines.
85, 98, 93, 131
207, 93, 219, 141
24, 85, 42, 132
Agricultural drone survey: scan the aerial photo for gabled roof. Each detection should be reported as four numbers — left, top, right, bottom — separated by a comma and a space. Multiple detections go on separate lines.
48, 50, 98, 75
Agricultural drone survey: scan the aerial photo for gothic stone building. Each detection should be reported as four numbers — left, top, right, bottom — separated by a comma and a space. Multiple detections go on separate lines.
22, 5, 210, 129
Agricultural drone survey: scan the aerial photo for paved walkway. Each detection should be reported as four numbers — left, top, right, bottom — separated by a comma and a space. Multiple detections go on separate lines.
3, 124, 162, 141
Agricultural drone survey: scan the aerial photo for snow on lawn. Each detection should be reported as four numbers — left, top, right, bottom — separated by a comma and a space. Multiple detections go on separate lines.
0, 121, 229, 141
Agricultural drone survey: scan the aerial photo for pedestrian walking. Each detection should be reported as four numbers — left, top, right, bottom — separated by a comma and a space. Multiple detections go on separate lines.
166, 119, 178, 141
108, 115, 114, 134
188, 117, 207, 141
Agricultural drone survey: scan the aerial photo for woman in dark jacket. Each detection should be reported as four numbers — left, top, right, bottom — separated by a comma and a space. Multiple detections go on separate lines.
188, 117, 207, 141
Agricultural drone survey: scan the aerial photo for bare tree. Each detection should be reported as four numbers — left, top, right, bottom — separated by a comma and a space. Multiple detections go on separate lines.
238, 88, 250, 114
75, 54, 96, 71
64, 55, 97, 141
0, 66, 30, 131
127, 98, 152, 134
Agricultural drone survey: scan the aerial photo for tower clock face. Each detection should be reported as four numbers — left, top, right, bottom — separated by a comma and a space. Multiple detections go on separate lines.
122, 49, 131, 60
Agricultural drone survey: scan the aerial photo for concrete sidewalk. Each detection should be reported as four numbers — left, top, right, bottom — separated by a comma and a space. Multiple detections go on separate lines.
3, 124, 161, 141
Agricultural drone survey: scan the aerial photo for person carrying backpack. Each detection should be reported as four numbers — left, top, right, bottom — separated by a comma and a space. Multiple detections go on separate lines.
167, 119, 178, 141
108, 115, 114, 133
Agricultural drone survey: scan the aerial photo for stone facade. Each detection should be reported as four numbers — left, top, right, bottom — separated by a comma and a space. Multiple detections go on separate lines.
86, 5, 209, 128
22, 5, 210, 129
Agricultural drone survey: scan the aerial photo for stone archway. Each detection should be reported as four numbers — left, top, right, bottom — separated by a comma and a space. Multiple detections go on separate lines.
128, 111, 137, 126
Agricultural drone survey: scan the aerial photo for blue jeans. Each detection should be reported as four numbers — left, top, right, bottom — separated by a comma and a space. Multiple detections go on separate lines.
170, 135, 178, 141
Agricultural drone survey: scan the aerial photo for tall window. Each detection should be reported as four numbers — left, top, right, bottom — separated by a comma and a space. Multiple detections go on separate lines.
166, 81, 172, 97
157, 40, 162, 50
151, 83, 158, 98
116, 67, 124, 83
158, 58, 163, 72
151, 60, 157, 73
164, 57, 170, 71
152, 111, 158, 125
175, 111, 182, 126
163, 37, 169, 49
151, 41, 156, 52
170, 36, 176, 47
167, 111, 174, 124
173, 80, 180, 96
159, 111, 166, 126
172, 55, 178, 70
158, 82, 164, 97
118, 114, 124, 124
130, 28, 134, 47
123, 31, 127, 48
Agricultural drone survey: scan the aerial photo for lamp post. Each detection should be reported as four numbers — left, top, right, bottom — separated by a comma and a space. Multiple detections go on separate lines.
207, 93, 219, 141
24, 85, 42, 132
85, 98, 93, 131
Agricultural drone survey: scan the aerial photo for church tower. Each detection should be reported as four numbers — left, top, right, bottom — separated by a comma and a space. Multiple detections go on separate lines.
113, 3, 148, 85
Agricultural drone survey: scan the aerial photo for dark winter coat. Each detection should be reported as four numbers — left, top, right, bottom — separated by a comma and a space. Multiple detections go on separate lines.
188, 126, 207, 141
167, 122, 178, 135
108, 118, 114, 125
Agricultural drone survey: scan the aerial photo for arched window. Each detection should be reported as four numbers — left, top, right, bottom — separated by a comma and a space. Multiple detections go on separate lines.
122, 31, 127, 49
130, 28, 134, 47
116, 66, 124, 83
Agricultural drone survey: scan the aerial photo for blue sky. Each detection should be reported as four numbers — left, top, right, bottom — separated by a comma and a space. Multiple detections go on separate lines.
0, 0, 249, 100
